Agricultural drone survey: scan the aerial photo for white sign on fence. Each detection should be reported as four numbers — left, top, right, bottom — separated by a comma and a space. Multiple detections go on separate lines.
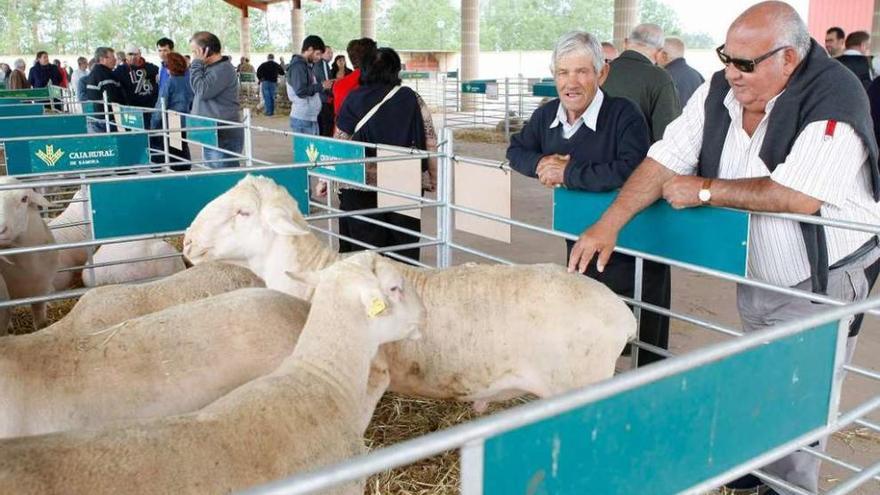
377, 149, 423, 220
485, 82, 499, 100
454, 161, 511, 243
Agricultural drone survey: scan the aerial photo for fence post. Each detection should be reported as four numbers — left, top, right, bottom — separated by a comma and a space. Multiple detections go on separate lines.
103, 91, 110, 133
243, 108, 254, 168
437, 127, 454, 268
518, 74, 524, 120
504, 77, 510, 141
82, 183, 96, 287
630, 257, 644, 368
160, 97, 170, 167
442, 74, 448, 130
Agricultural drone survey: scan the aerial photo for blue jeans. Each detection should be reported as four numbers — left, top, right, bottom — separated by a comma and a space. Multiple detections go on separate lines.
290, 117, 319, 135
203, 128, 244, 169
261, 81, 277, 116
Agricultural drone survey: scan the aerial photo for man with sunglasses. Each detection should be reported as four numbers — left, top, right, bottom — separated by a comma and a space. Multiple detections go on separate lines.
568, 2, 880, 494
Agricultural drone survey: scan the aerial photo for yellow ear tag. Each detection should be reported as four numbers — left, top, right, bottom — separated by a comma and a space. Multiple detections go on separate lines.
367, 298, 387, 318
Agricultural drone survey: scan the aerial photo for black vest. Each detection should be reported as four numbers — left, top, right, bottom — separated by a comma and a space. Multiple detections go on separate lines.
836, 54, 872, 90
698, 39, 880, 293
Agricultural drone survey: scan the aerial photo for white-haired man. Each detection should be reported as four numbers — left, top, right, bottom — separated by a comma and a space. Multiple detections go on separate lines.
658, 36, 704, 107
570, 3, 880, 494
506, 31, 658, 363
603, 23, 681, 143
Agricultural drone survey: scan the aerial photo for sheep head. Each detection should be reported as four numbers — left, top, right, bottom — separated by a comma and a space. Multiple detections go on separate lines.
183, 175, 310, 266
294, 251, 425, 345
0, 178, 52, 248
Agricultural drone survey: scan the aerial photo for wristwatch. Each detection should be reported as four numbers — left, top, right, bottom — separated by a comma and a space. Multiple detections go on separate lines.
698, 179, 713, 204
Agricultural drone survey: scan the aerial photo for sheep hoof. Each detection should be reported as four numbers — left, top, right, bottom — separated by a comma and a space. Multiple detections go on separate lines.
472, 400, 489, 414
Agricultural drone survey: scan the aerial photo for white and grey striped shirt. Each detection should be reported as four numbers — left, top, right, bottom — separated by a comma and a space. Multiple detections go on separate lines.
648, 82, 880, 287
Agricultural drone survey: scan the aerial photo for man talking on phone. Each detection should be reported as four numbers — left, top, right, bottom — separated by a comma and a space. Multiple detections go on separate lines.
189, 31, 243, 168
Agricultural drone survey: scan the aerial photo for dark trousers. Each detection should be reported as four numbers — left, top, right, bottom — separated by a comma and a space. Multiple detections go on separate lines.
149, 113, 191, 171
318, 101, 334, 137
566, 240, 671, 366
338, 189, 421, 263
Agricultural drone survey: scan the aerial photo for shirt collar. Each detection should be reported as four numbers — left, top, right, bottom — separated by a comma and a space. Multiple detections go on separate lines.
618, 50, 654, 65
723, 88, 784, 119
549, 89, 604, 132
842, 49, 864, 56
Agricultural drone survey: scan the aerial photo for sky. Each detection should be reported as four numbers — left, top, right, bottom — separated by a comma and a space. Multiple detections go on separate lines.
663, 0, 810, 39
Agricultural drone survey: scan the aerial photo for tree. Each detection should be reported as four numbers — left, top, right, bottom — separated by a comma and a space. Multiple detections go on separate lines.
480, 0, 613, 51
640, 0, 682, 35
302, 0, 361, 52
378, 0, 460, 50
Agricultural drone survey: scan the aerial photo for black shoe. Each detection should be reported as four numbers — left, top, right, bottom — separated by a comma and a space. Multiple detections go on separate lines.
725, 474, 764, 490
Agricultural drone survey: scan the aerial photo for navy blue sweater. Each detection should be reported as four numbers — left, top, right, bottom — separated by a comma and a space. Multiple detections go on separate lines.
506, 96, 650, 191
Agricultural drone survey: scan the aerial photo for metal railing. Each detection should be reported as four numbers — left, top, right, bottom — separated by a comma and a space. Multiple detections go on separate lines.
0, 110, 876, 495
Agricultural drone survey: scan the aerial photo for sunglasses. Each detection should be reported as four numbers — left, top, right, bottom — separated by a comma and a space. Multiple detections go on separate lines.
715, 44, 787, 73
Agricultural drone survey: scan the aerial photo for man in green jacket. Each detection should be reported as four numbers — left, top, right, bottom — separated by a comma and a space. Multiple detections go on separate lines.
602, 23, 681, 143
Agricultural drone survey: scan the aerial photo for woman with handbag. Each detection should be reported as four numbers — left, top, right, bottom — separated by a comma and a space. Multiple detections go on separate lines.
334, 47, 437, 264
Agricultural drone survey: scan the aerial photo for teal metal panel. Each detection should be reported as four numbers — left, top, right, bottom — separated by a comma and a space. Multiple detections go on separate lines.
553, 188, 749, 276
0, 88, 50, 99
4, 133, 150, 175
0, 114, 88, 139
292, 135, 365, 184
118, 106, 146, 129
90, 168, 309, 239
461, 80, 496, 94
186, 116, 218, 147
401, 71, 432, 80
482, 322, 839, 495
0, 105, 43, 117
532, 82, 558, 97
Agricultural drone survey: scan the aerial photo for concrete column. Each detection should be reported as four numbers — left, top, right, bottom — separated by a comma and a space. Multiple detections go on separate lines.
872, 0, 880, 56
360, 0, 376, 39
240, 7, 251, 61
613, 0, 640, 51
290, 0, 304, 54
460, 0, 479, 111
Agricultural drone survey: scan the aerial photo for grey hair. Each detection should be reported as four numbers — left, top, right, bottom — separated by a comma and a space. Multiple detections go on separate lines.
775, 7, 811, 58
94, 46, 115, 60
13, 58, 25, 70
550, 31, 604, 75
629, 23, 665, 50
732, 1, 811, 60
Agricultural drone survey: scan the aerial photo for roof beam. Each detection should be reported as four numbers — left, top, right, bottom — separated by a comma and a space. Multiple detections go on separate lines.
221, 0, 269, 12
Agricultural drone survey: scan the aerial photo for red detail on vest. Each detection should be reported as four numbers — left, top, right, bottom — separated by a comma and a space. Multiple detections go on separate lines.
825, 120, 837, 139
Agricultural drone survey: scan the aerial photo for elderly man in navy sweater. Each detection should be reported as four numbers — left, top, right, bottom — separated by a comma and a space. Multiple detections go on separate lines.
507, 31, 668, 366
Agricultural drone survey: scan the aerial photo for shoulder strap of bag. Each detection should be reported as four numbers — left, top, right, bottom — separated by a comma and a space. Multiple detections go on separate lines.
354, 85, 402, 134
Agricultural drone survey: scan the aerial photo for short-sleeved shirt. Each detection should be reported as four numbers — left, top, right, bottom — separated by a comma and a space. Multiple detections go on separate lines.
648, 82, 880, 286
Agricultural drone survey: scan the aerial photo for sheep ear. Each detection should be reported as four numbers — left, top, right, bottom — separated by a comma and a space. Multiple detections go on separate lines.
28, 190, 53, 209
361, 290, 389, 319
264, 207, 309, 236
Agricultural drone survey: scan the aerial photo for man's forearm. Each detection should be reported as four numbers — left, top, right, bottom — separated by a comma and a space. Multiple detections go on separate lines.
710, 177, 821, 214
601, 158, 675, 228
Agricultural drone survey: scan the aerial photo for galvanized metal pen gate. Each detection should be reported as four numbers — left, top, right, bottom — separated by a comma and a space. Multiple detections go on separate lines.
0, 94, 877, 494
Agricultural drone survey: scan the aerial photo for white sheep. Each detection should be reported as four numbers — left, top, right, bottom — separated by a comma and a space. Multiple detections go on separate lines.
47, 188, 88, 291
0, 287, 309, 439
82, 238, 186, 287
48, 188, 186, 289
184, 175, 636, 412
0, 177, 61, 332
0, 252, 425, 495
46, 261, 265, 336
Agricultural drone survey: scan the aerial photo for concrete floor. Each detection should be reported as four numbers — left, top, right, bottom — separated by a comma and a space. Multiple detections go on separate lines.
247, 113, 880, 494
